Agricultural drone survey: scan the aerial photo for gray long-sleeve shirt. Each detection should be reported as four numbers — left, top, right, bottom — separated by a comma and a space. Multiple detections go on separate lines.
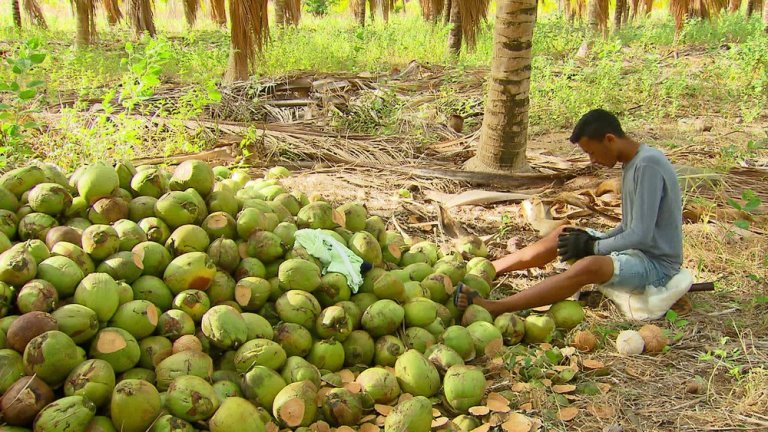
594, 144, 683, 277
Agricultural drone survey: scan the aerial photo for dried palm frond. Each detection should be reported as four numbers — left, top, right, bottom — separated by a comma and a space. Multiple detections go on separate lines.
224, 0, 269, 83
70, 0, 97, 46
102, 0, 123, 25
670, 0, 728, 32
420, 0, 445, 21
566, 0, 586, 21
183, 0, 199, 26
285, 0, 301, 26
210, 0, 226, 26
458, 0, 490, 49
23, 0, 47, 28
128, 0, 156, 37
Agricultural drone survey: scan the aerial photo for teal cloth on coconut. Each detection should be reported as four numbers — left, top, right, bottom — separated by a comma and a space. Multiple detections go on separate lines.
293, 229, 364, 293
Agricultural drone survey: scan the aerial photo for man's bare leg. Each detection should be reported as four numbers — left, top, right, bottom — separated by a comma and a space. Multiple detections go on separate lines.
460, 255, 614, 317
492, 225, 569, 275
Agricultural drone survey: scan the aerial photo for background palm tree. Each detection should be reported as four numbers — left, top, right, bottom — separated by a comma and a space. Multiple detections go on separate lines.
746, 0, 762, 16
224, 0, 269, 84
466, 0, 537, 173
23, 0, 48, 29
128, 0, 156, 38
12, 0, 22, 28
588, 0, 609, 36
71, 0, 97, 47
728, 0, 741, 12
103, 0, 124, 26
448, 0, 489, 56
210, 0, 227, 26
275, 0, 301, 26
183, 0, 200, 27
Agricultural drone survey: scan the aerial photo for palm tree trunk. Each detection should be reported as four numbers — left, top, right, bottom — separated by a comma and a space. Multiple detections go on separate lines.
23, 0, 47, 28
443, 0, 452, 24
447, 0, 461, 55
728, 0, 741, 12
210, 0, 227, 26
588, 0, 609, 36
352, 0, 366, 26
286, 0, 301, 25
614, 0, 626, 30
128, 0, 156, 38
746, 0, 763, 16
224, 0, 269, 84
72, 0, 97, 47
764, 0, 768, 30
275, 0, 286, 26
12, 0, 22, 28
103, 0, 123, 26
369, 0, 377, 22
183, 0, 199, 27
467, 0, 537, 173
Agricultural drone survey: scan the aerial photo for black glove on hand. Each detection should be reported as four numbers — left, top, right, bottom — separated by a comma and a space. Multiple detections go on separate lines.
557, 227, 597, 262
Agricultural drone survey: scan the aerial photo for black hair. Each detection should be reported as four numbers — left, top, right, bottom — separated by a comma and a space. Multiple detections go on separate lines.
569, 109, 626, 144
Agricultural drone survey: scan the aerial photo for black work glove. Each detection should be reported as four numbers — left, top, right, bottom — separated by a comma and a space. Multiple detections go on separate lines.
557, 227, 597, 262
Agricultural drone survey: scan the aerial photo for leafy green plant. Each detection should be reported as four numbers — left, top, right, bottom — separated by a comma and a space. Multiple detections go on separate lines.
0, 38, 46, 168
119, 38, 173, 110
727, 189, 762, 230
305, 0, 340, 17
665, 310, 688, 343
699, 336, 744, 380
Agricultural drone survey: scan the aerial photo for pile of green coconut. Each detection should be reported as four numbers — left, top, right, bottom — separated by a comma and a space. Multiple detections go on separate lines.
0, 160, 587, 432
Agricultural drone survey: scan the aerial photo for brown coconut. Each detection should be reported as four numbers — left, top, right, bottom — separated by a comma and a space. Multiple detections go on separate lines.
570, 330, 598, 352
45, 226, 82, 249
0, 376, 55, 425
6, 311, 58, 353
172, 335, 204, 354
637, 324, 668, 353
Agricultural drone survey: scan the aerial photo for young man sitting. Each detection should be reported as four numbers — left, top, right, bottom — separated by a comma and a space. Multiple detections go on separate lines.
455, 109, 684, 316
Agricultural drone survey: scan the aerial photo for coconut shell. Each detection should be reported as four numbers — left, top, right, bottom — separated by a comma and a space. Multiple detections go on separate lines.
571, 330, 598, 352
45, 226, 82, 249
6, 311, 58, 353
0, 376, 55, 426
638, 324, 669, 353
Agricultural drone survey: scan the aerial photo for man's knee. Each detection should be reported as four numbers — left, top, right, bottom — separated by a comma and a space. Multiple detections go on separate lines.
568, 255, 614, 284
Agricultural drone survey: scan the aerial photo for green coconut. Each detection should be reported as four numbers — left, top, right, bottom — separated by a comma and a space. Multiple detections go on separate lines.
296, 202, 340, 230
132, 241, 172, 277
209, 397, 265, 432
0, 282, 14, 317
314, 273, 351, 308
461, 304, 493, 327
163, 252, 217, 294
235, 257, 268, 281
23, 330, 84, 387
108, 300, 160, 339
154, 191, 201, 229
273, 193, 301, 216
87, 197, 129, 225
242, 312, 275, 340
0, 186, 20, 212
336, 202, 367, 232
355, 367, 400, 404
440, 326, 476, 361
280, 356, 321, 387
200, 212, 236, 240
273, 322, 314, 357
169, 160, 215, 196
236, 208, 279, 239
18, 212, 58, 241
394, 349, 441, 397
342, 330, 375, 367
384, 396, 432, 432
109, 379, 162, 432
372, 272, 406, 302
466, 257, 496, 284
467, 321, 504, 357
0, 349, 25, 393
130, 168, 169, 199
16, 279, 59, 314
87, 416, 119, 432
36, 255, 84, 298
523, 315, 556, 343
494, 313, 526, 345
425, 343, 465, 375
234, 338, 287, 372
350, 293, 379, 316
77, 163, 119, 205
207, 190, 238, 217
548, 300, 585, 330
96, 251, 143, 284
51, 304, 99, 344
277, 259, 321, 292
81, 224, 120, 261
0, 166, 45, 198
128, 196, 158, 221
171, 290, 210, 322
138, 217, 171, 244
200, 305, 248, 350
155, 350, 213, 391
131, 276, 174, 311
166, 375, 219, 422
207, 270, 237, 305
74, 273, 120, 322
241, 365, 287, 412
63, 359, 116, 408
433, 259, 467, 286
165, 225, 210, 256
403, 327, 436, 353
322, 388, 363, 427
348, 231, 382, 265
272, 381, 318, 428
306, 339, 345, 372
0, 246, 37, 287
443, 365, 487, 414
0, 209, 18, 239
403, 297, 438, 328
315, 305, 354, 342
409, 241, 440, 265
207, 238, 241, 273
33, 396, 96, 431
275, 290, 321, 329
360, 299, 404, 337
27, 183, 73, 216
89, 327, 141, 373
374, 335, 406, 367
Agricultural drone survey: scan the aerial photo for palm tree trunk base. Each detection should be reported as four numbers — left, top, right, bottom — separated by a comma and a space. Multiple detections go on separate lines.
464, 156, 532, 174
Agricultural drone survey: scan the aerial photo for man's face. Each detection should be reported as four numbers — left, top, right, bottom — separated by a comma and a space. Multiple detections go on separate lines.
577, 135, 618, 168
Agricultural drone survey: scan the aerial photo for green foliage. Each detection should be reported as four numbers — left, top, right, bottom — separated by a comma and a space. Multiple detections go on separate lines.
305, 0, 341, 17
0, 38, 46, 168
726, 189, 762, 230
